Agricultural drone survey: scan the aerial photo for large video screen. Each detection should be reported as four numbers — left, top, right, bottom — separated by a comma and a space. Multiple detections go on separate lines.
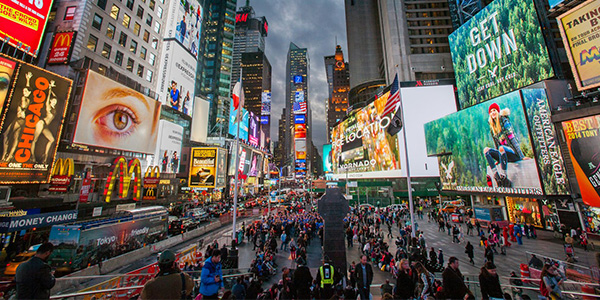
0, 0, 55, 57
164, 0, 202, 58
323, 144, 332, 173
73, 71, 161, 154
448, 0, 554, 109
248, 111, 259, 147
0, 61, 72, 183
157, 40, 196, 117
228, 100, 248, 141
153, 120, 183, 174
557, 0, 600, 91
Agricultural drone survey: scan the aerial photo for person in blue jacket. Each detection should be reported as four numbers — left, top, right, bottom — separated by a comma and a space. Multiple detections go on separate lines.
200, 249, 223, 299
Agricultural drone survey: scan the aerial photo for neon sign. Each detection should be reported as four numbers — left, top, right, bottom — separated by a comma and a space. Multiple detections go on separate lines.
103, 156, 142, 202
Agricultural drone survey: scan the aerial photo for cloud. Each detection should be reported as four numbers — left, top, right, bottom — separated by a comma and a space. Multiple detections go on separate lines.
242, 0, 347, 154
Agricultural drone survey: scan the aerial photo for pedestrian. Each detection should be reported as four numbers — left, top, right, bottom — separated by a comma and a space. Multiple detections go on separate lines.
231, 276, 246, 300
429, 247, 437, 264
540, 263, 564, 299
415, 261, 435, 299
479, 261, 503, 300
315, 259, 338, 299
292, 259, 313, 300
15, 242, 56, 300
442, 256, 473, 300
484, 245, 494, 264
280, 231, 287, 251
438, 249, 444, 265
499, 233, 507, 255
380, 279, 393, 296
515, 224, 523, 245
199, 249, 223, 299
393, 259, 415, 299
140, 250, 194, 300
453, 225, 460, 243
355, 254, 374, 300
465, 241, 475, 265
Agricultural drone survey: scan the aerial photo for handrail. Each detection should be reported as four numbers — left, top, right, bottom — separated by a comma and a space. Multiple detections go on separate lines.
464, 280, 600, 298
526, 250, 594, 271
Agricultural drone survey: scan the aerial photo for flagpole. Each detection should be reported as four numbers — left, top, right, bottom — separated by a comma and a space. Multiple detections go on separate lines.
232, 70, 242, 246
394, 65, 416, 238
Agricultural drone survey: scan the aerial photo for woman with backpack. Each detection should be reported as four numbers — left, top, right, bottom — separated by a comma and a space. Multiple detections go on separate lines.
415, 261, 435, 299
540, 263, 564, 300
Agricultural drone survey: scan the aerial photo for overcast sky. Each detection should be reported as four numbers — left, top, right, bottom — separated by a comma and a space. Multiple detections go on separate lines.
239, 0, 348, 155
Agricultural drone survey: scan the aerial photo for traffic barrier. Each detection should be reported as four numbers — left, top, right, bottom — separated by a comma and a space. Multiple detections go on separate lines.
520, 264, 531, 284
581, 285, 597, 300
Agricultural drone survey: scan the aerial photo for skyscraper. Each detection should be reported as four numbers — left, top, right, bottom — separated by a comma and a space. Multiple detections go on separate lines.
231, 2, 268, 87
324, 45, 350, 143
195, 0, 236, 138
241, 51, 272, 147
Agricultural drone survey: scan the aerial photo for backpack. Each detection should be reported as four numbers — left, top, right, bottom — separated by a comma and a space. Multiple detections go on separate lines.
540, 278, 550, 297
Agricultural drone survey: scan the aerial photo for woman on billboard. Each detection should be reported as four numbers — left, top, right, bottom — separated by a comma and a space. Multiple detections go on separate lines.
483, 103, 525, 188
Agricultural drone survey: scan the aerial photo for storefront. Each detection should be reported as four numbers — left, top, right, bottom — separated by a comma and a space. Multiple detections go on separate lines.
505, 197, 543, 227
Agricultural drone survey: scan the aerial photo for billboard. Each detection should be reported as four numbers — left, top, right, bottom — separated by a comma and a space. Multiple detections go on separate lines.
557, 0, 600, 91
228, 100, 248, 141
73, 71, 161, 154
425, 90, 543, 195
248, 151, 262, 177
190, 96, 209, 143
260, 115, 269, 125
261, 91, 271, 114
295, 115, 306, 124
323, 144, 332, 173
227, 144, 251, 176
562, 115, 600, 207
295, 139, 306, 160
47, 31, 76, 65
0, 0, 55, 57
215, 147, 226, 188
294, 124, 306, 139
293, 90, 307, 114
153, 120, 183, 174
448, 0, 554, 109
248, 111, 259, 147
157, 40, 196, 117
164, 0, 202, 58
294, 75, 303, 84
189, 147, 218, 188
0, 62, 72, 183
549, 0, 565, 9
0, 56, 17, 115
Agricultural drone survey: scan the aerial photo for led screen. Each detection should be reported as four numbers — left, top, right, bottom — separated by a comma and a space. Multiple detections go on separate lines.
0, 0, 55, 57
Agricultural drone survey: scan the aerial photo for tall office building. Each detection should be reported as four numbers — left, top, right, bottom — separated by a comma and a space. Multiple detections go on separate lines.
241, 51, 272, 147
231, 2, 268, 87
324, 45, 350, 143
195, 0, 236, 138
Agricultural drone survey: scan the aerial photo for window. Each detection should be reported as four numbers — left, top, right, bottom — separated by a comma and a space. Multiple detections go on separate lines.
97, 0, 107, 10
137, 65, 144, 77
119, 32, 127, 47
101, 43, 112, 59
153, 21, 160, 34
137, 6, 144, 18
64, 6, 76, 20
87, 35, 98, 51
146, 14, 153, 26
149, 0, 155, 10
92, 14, 103, 30
122, 13, 131, 28
115, 51, 124, 66
106, 23, 115, 39
126, 58, 134, 72
146, 70, 153, 82
130, 40, 137, 53
133, 22, 141, 36
143, 30, 150, 42
140, 46, 147, 59
151, 40, 158, 49
110, 5, 119, 20
149, 52, 156, 65
48, 11, 56, 22
126, 0, 134, 10
156, 6, 163, 18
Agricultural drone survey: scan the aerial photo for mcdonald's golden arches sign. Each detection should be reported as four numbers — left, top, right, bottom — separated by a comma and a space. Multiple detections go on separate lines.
47, 31, 76, 65
49, 158, 74, 192
143, 166, 160, 200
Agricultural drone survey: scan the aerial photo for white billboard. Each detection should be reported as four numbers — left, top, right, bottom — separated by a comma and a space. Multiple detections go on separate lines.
153, 120, 184, 173
261, 91, 271, 115
190, 96, 209, 143
157, 40, 197, 117
164, 0, 202, 58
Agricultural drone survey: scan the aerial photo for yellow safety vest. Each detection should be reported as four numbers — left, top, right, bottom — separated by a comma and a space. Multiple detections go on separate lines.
319, 265, 334, 288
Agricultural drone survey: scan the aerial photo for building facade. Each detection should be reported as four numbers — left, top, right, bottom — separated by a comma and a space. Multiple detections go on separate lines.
324, 45, 350, 143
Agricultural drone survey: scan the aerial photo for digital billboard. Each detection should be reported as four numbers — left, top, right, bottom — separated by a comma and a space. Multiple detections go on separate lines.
215, 147, 227, 188
164, 0, 202, 58
47, 31, 76, 65
260, 115, 269, 125
153, 120, 183, 174
294, 75, 303, 84
157, 40, 196, 117
0, 61, 72, 183
295, 139, 306, 160
448, 0, 554, 109
294, 124, 306, 139
293, 90, 307, 114
228, 100, 248, 141
261, 91, 271, 114
0, 0, 55, 57
323, 144, 332, 173
562, 115, 600, 207
248, 111, 259, 147
248, 151, 262, 177
228, 144, 251, 177
73, 71, 161, 154
189, 147, 217, 188
549, 0, 565, 8
557, 0, 600, 91
0, 56, 17, 115
295, 115, 306, 124
425, 90, 543, 195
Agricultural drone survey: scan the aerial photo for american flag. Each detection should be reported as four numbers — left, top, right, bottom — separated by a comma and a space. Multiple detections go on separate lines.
382, 74, 400, 117
294, 102, 307, 113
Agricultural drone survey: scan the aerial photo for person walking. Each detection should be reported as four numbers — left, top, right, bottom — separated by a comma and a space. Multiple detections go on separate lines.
355, 254, 374, 300
292, 259, 313, 300
442, 257, 473, 300
479, 262, 503, 300
465, 241, 475, 265
15, 242, 55, 300
140, 250, 194, 300
231, 276, 246, 300
393, 259, 415, 299
199, 249, 223, 299
415, 261, 435, 299
485, 245, 494, 264
438, 249, 444, 265
315, 259, 338, 299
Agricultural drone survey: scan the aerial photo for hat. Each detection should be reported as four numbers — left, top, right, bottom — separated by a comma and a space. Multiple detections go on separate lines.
489, 103, 500, 114
484, 261, 497, 269
158, 250, 176, 264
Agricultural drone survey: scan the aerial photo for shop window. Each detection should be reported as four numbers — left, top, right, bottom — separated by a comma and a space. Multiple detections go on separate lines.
506, 197, 543, 227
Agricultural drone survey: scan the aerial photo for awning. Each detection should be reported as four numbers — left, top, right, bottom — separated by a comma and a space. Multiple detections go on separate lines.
0, 210, 78, 233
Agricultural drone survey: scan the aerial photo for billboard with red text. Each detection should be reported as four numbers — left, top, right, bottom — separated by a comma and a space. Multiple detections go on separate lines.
0, 0, 55, 57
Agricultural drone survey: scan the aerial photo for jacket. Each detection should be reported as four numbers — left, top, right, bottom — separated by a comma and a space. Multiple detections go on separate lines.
140, 271, 194, 300
490, 110, 524, 159
394, 269, 415, 299
354, 263, 373, 290
199, 256, 223, 296
479, 273, 503, 299
15, 256, 55, 299
442, 266, 469, 299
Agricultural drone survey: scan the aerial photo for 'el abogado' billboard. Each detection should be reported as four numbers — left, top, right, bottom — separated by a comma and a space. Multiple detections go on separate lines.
449, 0, 554, 109
0, 61, 72, 183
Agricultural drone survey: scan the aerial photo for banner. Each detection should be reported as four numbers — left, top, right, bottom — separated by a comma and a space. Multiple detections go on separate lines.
557, 0, 600, 91
0, 0, 55, 57
248, 111, 259, 147
323, 144, 332, 173
215, 148, 227, 188
0, 62, 72, 183
189, 147, 217, 188
47, 31, 76, 65
73, 71, 161, 154
157, 40, 196, 116
562, 115, 600, 207
164, 0, 202, 58
0, 210, 77, 233
448, 0, 553, 109
153, 120, 183, 174
261, 91, 271, 115
228, 99, 248, 141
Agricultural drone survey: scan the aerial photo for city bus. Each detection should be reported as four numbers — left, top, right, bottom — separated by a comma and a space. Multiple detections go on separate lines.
49, 206, 168, 274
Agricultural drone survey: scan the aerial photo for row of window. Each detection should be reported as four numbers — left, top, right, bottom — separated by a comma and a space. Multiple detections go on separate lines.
87, 35, 154, 82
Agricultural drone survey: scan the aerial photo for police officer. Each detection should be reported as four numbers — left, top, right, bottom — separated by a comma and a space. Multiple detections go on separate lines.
315, 258, 339, 299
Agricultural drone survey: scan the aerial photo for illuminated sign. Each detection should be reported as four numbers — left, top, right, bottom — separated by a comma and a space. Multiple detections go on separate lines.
294, 75, 303, 84
103, 156, 142, 202
0, 0, 55, 57
235, 13, 248, 23
47, 31, 76, 65
248, 111, 259, 147
189, 147, 219, 188
49, 158, 74, 192
260, 115, 269, 125
143, 166, 160, 200
295, 115, 306, 124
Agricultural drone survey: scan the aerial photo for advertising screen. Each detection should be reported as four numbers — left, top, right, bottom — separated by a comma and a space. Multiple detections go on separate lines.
73, 71, 161, 154
295, 115, 306, 124
248, 111, 260, 147
293, 90, 307, 114
227, 145, 251, 176
189, 147, 217, 188
164, 0, 202, 58
157, 40, 196, 117
294, 124, 306, 139
248, 151, 261, 177
228, 100, 248, 141
0, 56, 17, 115
557, 0, 600, 91
562, 115, 600, 207
549, 0, 565, 8
448, 0, 554, 109
260, 115, 269, 125
0, 0, 55, 57
47, 31, 76, 65
153, 120, 183, 174
295, 139, 306, 160
323, 144, 332, 173
425, 90, 543, 195
294, 75, 303, 84
215, 148, 227, 188
261, 91, 271, 115
190, 96, 209, 143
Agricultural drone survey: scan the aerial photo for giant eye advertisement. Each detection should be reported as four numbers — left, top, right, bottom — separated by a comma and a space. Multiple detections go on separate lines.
557, 0, 600, 91
562, 115, 600, 207
0, 0, 55, 57
0, 61, 72, 183
448, 0, 554, 109
73, 71, 161, 154
164, 0, 202, 58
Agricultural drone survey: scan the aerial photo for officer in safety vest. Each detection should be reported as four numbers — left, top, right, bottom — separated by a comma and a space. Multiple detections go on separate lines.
315, 257, 339, 299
